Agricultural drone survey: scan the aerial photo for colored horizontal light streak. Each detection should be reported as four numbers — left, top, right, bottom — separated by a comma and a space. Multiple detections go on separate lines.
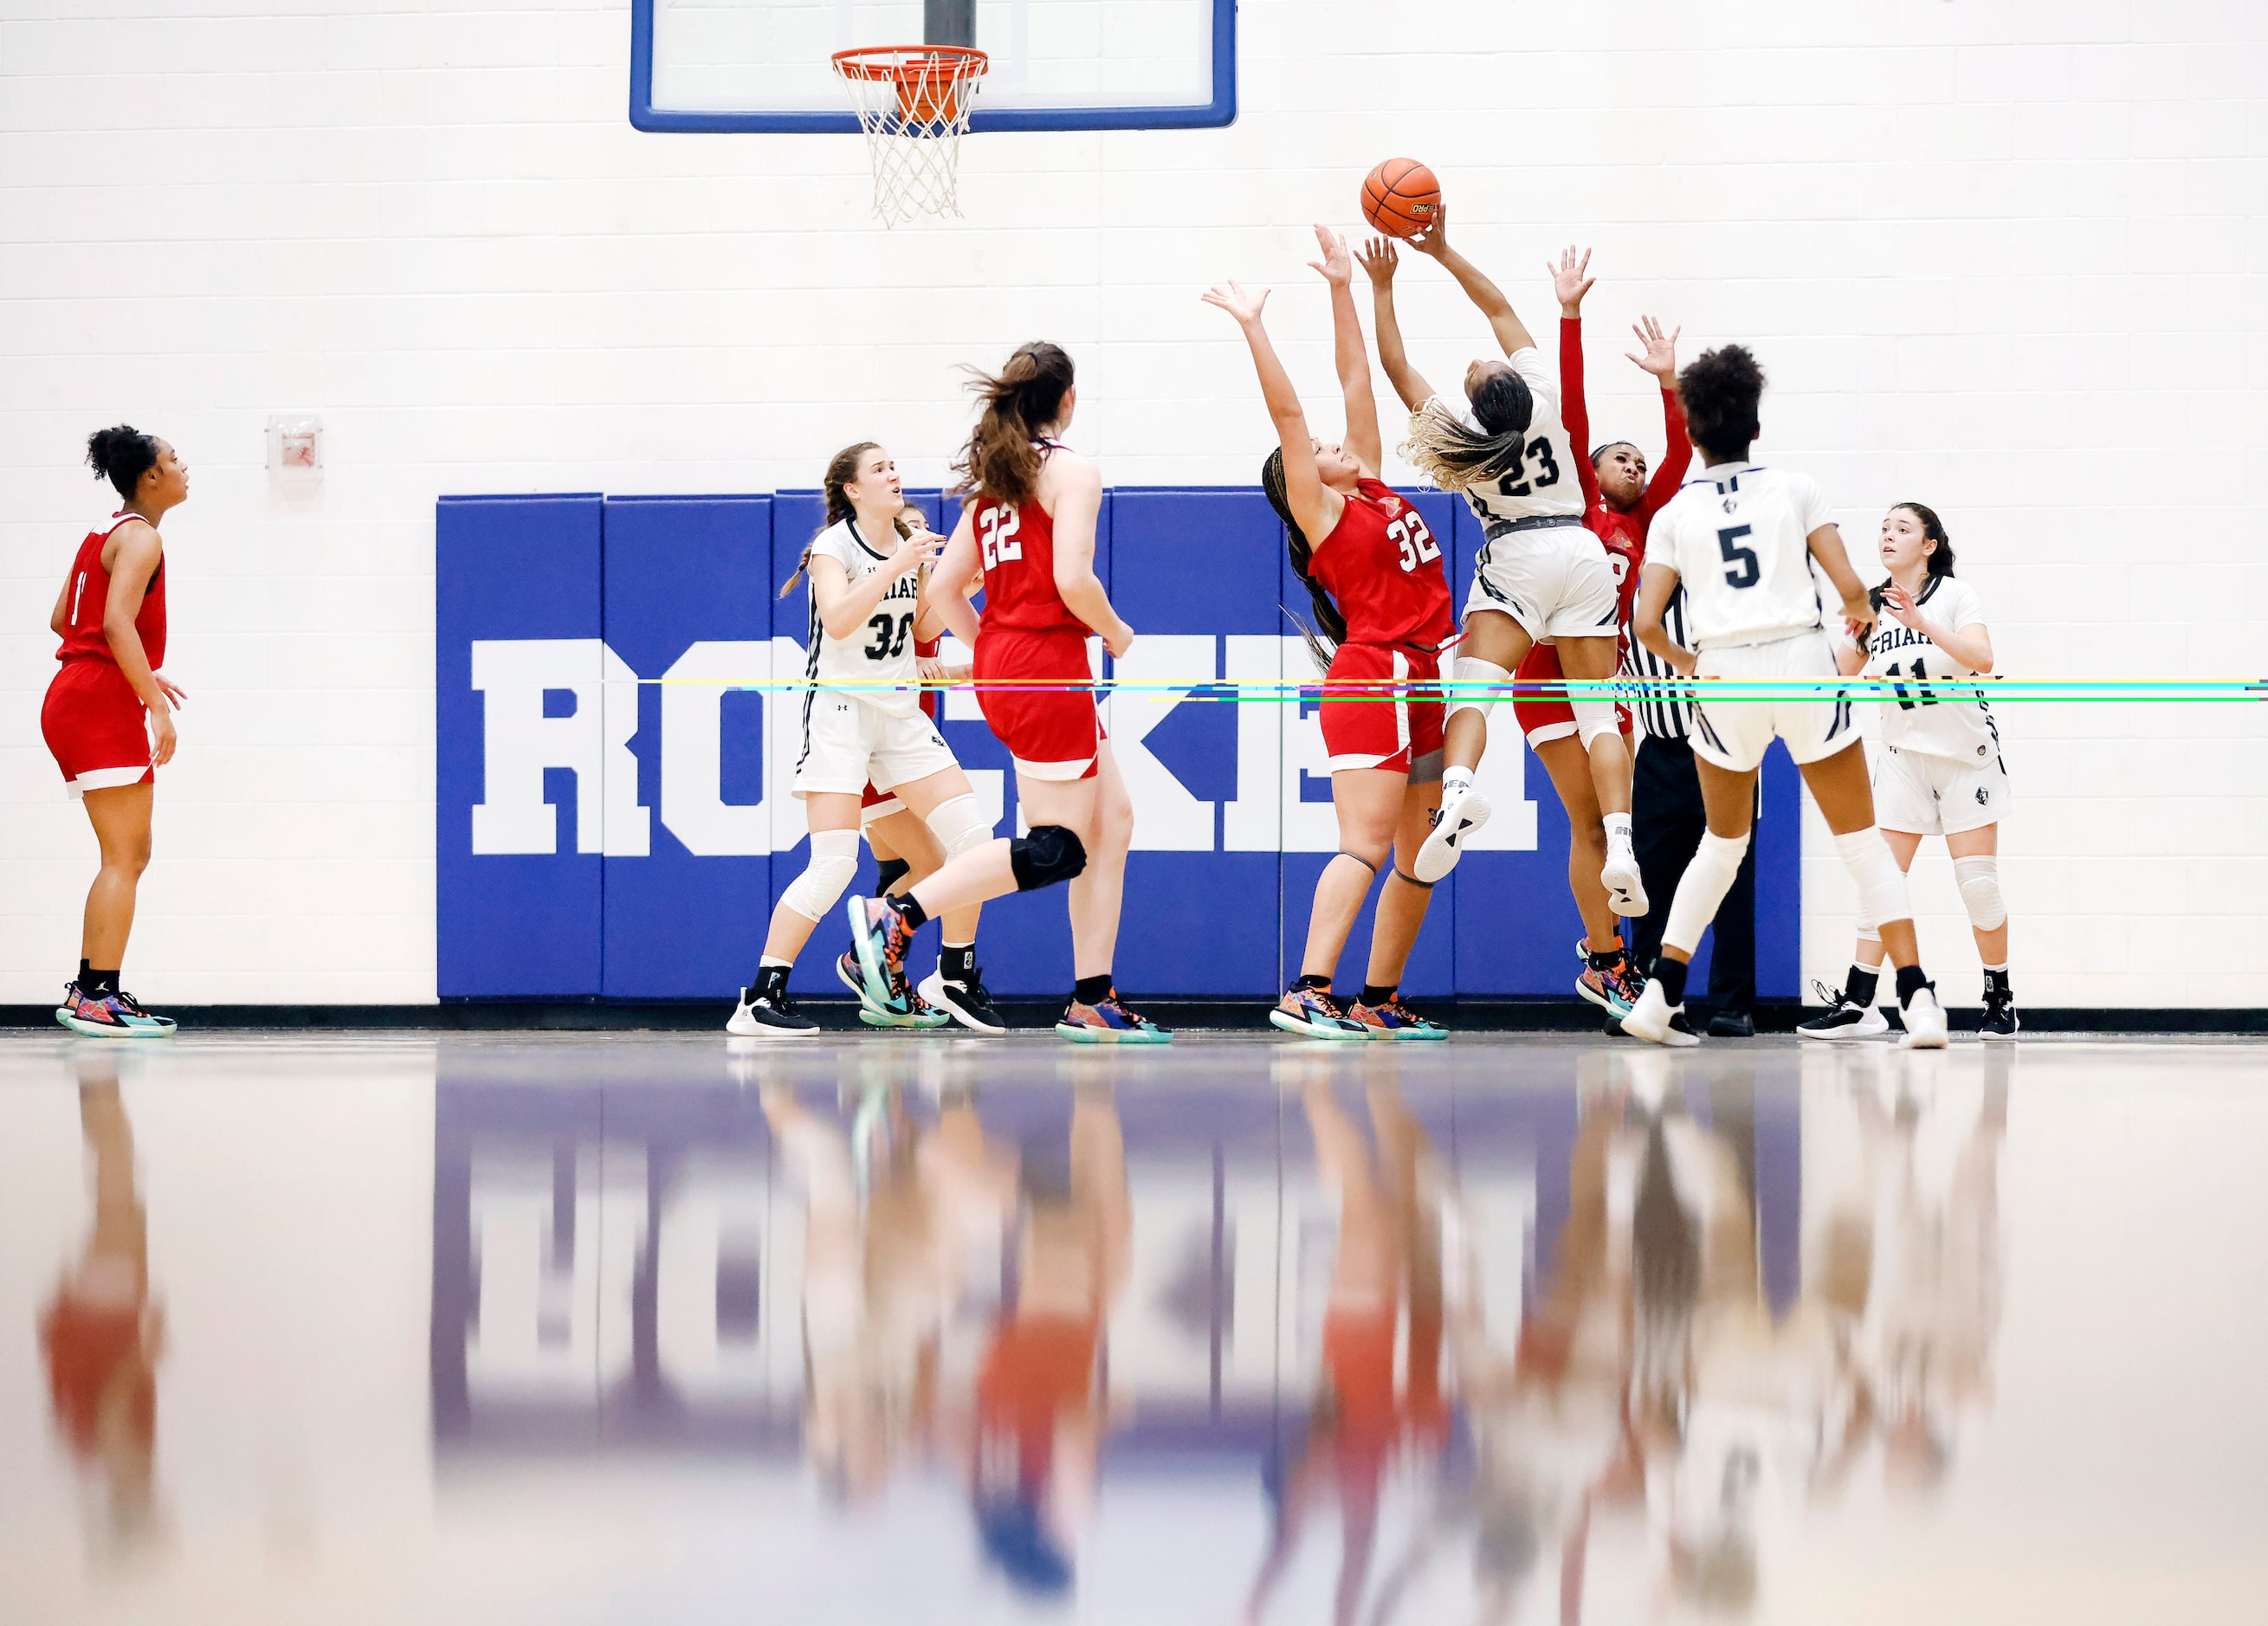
645, 677, 2268, 703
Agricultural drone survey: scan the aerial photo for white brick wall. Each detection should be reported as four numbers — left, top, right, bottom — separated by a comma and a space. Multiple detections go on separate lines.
3, 0, 2263, 1006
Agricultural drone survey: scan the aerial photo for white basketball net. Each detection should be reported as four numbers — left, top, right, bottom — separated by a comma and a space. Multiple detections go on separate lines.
832, 47, 988, 228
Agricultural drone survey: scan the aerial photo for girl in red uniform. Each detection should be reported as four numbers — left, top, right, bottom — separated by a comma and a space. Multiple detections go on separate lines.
845, 343, 1167, 1043
1502, 247, 1689, 1016
41, 428, 191, 1037
1208, 227, 1455, 1041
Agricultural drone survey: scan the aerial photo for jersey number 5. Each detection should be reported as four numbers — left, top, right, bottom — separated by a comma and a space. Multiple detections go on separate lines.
1386, 513, 1440, 574
1716, 524, 1760, 590
979, 507, 1023, 570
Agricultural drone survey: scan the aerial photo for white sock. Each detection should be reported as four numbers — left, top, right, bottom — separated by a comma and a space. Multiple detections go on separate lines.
1604, 811, 1632, 844
1443, 765, 1476, 796
761, 955, 793, 969
1983, 960, 2007, 973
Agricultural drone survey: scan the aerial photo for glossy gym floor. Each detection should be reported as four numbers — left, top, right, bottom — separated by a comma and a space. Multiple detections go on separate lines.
3, 1031, 2264, 1625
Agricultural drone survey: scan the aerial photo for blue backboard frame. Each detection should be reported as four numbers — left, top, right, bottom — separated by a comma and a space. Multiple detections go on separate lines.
630, 0, 1237, 133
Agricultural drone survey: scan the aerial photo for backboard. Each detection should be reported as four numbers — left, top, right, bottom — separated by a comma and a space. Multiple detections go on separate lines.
630, 0, 1236, 133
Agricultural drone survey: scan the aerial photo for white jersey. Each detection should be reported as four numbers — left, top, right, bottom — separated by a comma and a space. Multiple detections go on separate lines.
1425, 345, 1584, 533
804, 518, 921, 718
1861, 575, 1998, 763
1651, 461, 1830, 649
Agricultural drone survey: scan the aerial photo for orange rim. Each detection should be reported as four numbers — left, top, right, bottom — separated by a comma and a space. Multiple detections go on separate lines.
830, 45, 989, 85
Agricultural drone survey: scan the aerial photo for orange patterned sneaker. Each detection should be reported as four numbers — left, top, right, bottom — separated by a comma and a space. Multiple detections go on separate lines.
1347, 997, 1449, 1041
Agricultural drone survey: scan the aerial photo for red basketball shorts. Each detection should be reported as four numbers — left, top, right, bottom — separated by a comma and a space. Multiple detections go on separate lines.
974, 628, 1103, 782
1512, 641, 1631, 750
1319, 643, 1444, 780
41, 659, 153, 798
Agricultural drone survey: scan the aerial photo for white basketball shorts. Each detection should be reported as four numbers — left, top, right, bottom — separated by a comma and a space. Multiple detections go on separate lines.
1463, 519, 1620, 642
794, 693, 958, 799
1688, 630, 1859, 772
1870, 739, 2009, 837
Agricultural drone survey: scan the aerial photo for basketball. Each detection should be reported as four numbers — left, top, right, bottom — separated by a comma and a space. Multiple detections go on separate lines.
1360, 158, 1441, 240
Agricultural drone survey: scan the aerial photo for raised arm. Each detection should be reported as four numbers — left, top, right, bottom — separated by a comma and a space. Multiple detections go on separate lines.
1880, 584, 1994, 673
1202, 281, 1344, 546
1309, 225, 1381, 476
808, 524, 941, 642
1408, 204, 1536, 357
1552, 246, 1601, 513
1043, 454, 1135, 658
1356, 236, 1438, 413
1627, 315, 1691, 520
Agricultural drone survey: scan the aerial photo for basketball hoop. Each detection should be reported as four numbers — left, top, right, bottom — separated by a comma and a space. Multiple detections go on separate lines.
831, 46, 988, 228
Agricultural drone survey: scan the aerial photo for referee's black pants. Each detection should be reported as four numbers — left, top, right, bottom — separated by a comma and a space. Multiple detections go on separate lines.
1630, 733, 1757, 1014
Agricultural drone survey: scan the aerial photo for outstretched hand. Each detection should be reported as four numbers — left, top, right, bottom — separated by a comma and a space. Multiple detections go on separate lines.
1356, 236, 1399, 287
1307, 224, 1353, 288
1405, 201, 1451, 260
1549, 245, 1594, 314
1201, 281, 1270, 326
1626, 315, 1681, 382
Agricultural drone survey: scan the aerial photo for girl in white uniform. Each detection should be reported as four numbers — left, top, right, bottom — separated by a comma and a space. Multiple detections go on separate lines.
1804, 504, 2016, 1040
1365, 211, 1644, 910
727, 442, 997, 1038
1626, 345, 1947, 1048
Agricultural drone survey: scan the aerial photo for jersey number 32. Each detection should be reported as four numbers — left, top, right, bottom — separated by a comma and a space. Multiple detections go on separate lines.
979, 507, 1023, 570
1387, 512, 1441, 574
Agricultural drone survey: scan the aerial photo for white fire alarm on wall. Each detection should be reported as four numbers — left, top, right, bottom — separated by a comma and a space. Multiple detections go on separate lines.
266, 414, 324, 481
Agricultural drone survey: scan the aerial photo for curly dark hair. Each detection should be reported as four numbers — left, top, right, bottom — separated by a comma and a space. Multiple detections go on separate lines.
1676, 345, 1765, 462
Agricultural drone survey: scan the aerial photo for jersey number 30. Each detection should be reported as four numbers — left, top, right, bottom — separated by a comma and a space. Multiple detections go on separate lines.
1387, 512, 1441, 574
979, 507, 1023, 570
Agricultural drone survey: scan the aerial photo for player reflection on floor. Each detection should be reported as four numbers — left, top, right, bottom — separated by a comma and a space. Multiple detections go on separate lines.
1247, 1058, 1451, 1626
39, 1049, 166, 1552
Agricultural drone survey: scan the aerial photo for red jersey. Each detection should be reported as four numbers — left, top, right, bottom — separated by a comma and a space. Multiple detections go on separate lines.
1559, 316, 1691, 638
56, 514, 165, 668
1308, 478, 1455, 649
914, 631, 942, 723
971, 443, 1088, 636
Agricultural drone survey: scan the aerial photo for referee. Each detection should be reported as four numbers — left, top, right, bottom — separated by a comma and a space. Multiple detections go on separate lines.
1621, 582, 1758, 1036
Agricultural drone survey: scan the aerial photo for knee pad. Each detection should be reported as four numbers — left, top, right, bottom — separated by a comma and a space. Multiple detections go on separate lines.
1010, 823, 1088, 891
1953, 854, 2006, 931
1662, 829, 1749, 956
1571, 698, 1622, 751
872, 855, 913, 896
1445, 658, 1511, 724
781, 829, 860, 921
924, 793, 994, 859
1833, 828, 1911, 934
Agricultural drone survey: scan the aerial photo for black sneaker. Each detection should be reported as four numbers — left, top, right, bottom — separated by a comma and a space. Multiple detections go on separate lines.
918, 966, 1006, 1034
1797, 980, 1890, 1042
1979, 990, 2020, 1042
1706, 1009, 1755, 1039
727, 984, 820, 1038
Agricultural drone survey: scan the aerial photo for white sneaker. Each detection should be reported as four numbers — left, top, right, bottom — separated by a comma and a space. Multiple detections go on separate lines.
1899, 983, 1948, 1049
1621, 979, 1701, 1048
1600, 829, 1649, 916
726, 986, 821, 1038
1414, 782, 1492, 883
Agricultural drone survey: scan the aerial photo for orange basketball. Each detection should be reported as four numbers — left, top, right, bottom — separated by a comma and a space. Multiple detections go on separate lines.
1360, 158, 1441, 240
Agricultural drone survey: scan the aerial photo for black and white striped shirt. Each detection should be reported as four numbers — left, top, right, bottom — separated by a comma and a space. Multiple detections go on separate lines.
1625, 584, 1699, 742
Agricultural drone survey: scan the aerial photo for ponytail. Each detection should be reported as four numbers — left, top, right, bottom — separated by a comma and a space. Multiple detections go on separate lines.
1262, 448, 1347, 671
1398, 368, 1535, 493
780, 441, 914, 598
953, 341, 1075, 507
1868, 501, 1956, 613
87, 424, 159, 501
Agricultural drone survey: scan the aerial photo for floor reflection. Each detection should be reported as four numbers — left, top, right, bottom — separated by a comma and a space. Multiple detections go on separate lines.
4, 1034, 2266, 1624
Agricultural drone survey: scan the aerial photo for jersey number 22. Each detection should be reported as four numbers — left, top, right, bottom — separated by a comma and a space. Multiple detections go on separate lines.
979, 507, 1023, 570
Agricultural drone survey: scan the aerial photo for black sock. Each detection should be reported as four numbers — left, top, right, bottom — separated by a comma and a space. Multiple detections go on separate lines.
77, 958, 93, 991
1360, 984, 1397, 1007
895, 894, 931, 932
1074, 973, 1114, 1006
87, 967, 120, 998
751, 963, 788, 999
940, 943, 977, 983
1651, 956, 1690, 1007
1983, 965, 2013, 998
1586, 944, 1625, 972
1894, 965, 1929, 1005
1846, 965, 1879, 1008
874, 856, 913, 895
1296, 972, 1334, 992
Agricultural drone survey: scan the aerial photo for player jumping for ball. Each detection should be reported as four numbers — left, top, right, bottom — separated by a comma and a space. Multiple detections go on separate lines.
1207, 226, 1456, 1041
1365, 208, 1644, 912
1625, 345, 1948, 1048
844, 343, 1168, 1043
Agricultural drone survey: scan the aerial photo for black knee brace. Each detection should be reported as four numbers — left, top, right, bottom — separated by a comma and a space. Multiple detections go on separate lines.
1010, 824, 1089, 891
873, 855, 913, 895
